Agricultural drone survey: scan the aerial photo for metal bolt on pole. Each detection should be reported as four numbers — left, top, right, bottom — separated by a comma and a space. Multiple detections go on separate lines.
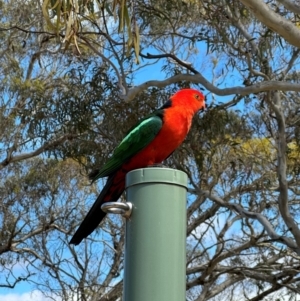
123, 167, 188, 301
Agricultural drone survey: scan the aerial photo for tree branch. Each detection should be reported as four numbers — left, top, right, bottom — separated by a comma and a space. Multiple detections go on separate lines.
140, 52, 199, 74
0, 134, 77, 170
276, 0, 300, 14
270, 92, 300, 250
125, 73, 300, 101
239, 0, 300, 48
199, 189, 300, 254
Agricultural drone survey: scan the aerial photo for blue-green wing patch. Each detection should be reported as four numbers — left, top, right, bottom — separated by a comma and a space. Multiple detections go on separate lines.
92, 115, 163, 181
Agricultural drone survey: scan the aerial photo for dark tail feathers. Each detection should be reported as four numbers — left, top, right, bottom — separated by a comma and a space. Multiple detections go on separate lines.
88, 168, 100, 182
70, 176, 115, 245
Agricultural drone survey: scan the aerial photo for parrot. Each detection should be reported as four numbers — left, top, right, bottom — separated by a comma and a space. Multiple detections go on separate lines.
70, 88, 205, 245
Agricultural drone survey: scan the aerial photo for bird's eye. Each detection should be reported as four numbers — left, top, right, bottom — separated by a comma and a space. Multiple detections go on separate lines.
195, 94, 200, 100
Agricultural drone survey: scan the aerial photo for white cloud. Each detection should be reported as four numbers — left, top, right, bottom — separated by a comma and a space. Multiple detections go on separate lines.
0, 291, 60, 301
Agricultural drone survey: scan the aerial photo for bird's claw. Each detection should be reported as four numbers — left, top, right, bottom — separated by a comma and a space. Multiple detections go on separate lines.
147, 163, 168, 168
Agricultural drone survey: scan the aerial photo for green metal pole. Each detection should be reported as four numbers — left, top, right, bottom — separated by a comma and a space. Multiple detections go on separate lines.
123, 167, 188, 301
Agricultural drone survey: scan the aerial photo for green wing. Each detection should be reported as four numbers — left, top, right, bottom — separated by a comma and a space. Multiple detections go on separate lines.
92, 115, 163, 181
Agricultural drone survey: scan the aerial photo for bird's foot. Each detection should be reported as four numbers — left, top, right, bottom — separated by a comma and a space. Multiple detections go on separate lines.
147, 163, 168, 168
